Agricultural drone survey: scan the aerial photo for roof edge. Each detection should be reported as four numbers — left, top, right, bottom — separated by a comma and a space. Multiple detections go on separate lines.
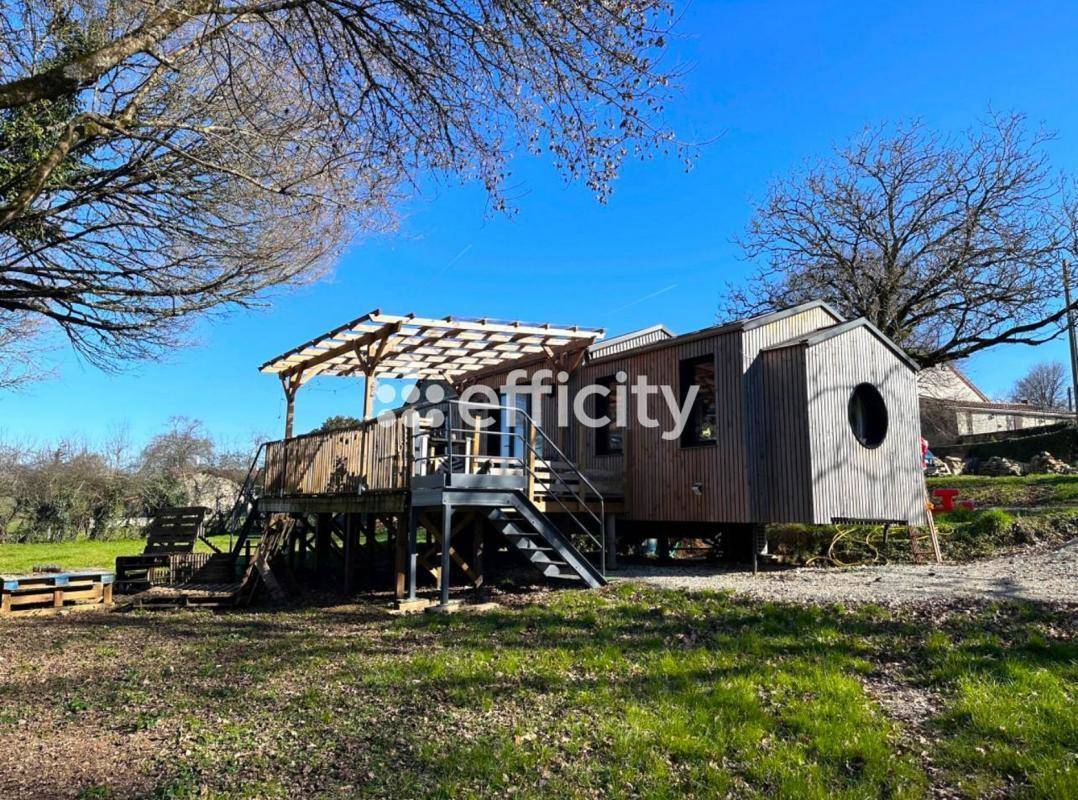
589, 324, 674, 352
762, 318, 920, 372
737, 300, 845, 332
584, 301, 847, 366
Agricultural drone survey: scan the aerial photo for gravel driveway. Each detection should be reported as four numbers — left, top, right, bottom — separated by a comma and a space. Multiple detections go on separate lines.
615, 539, 1078, 607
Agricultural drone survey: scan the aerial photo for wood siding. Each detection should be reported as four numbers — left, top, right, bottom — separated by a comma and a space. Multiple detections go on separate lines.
574, 333, 733, 523
469, 305, 870, 526
758, 346, 813, 522
741, 305, 841, 520
803, 327, 926, 524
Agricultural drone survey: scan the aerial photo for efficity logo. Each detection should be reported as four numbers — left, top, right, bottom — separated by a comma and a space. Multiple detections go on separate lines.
372, 368, 700, 442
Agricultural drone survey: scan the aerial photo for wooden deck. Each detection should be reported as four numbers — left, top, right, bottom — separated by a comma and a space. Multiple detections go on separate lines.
259, 412, 624, 514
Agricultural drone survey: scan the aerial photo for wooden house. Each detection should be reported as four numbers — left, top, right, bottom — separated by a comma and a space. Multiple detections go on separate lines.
201, 302, 926, 607
919, 363, 1072, 446
469, 301, 926, 533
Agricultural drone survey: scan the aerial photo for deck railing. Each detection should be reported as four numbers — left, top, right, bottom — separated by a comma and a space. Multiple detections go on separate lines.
259, 401, 621, 504
263, 413, 411, 496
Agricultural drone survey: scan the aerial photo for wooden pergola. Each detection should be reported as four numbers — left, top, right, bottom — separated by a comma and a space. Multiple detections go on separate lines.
259, 310, 604, 437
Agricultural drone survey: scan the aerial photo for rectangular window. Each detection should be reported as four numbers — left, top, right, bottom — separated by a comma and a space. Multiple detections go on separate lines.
595, 375, 624, 455
679, 355, 717, 447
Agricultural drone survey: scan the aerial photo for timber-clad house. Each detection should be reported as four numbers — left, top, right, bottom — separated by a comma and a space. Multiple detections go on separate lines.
200, 301, 926, 606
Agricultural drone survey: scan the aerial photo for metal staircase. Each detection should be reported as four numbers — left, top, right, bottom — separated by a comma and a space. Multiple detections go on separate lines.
487, 499, 605, 587
410, 400, 607, 588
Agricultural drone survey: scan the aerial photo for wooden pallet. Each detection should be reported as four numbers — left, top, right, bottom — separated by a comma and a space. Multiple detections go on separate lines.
1, 571, 114, 615
124, 581, 242, 610
115, 506, 210, 592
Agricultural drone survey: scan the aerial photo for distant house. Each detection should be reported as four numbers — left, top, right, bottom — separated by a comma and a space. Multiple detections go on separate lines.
919, 363, 1071, 445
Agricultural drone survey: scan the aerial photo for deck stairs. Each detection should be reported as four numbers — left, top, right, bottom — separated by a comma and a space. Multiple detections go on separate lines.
207, 443, 265, 541
416, 400, 609, 589
486, 496, 605, 587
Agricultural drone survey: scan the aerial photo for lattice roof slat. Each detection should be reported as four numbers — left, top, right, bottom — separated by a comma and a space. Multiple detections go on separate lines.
259, 310, 603, 383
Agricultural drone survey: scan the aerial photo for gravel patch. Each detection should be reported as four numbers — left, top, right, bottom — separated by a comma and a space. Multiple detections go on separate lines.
615, 539, 1078, 607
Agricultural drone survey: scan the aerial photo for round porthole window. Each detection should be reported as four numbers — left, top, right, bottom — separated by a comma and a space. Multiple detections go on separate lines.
848, 383, 888, 449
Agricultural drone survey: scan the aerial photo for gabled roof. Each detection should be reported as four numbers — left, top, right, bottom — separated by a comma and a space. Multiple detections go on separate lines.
721, 300, 845, 333
762, 318, 921, 372
259, 310, 603, 382
942, 362, 990, 402
585, 300, 846, 365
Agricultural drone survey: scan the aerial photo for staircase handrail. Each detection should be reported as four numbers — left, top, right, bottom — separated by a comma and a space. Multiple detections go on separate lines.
213, 442, 266, 540
412, 399, 606, 574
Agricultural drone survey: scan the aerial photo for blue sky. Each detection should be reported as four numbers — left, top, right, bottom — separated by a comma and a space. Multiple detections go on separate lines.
2, 0, 1077, 450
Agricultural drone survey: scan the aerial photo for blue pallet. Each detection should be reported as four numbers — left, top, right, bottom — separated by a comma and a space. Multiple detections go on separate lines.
2, 571, 115, 591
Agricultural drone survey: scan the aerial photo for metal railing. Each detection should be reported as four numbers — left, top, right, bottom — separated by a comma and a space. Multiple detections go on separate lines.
410, 400, 606, 575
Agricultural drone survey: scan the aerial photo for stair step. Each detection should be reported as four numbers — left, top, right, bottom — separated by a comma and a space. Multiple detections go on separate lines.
502, 528, 542, 540
502, 530, 543, 541
542, 565, 584, 581
511, 541, 554, 552
524, 551, 566, 567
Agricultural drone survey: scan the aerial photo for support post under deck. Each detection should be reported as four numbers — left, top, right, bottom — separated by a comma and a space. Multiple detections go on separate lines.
343, 514, 356, 594
438, 503, 453, 607
394, 514, 407, 599
315, 514, 331, 578
406, 508, 419, 601
604, 515, 618, 571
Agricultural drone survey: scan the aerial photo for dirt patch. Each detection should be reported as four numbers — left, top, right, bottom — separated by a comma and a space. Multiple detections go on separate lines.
860, 667, 956, 799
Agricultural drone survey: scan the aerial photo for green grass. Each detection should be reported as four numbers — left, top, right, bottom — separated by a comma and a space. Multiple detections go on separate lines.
0, 535, 232, 574
927, 473, 1078, 508
768, 507, 1077, 564
0, 585, 1073, 799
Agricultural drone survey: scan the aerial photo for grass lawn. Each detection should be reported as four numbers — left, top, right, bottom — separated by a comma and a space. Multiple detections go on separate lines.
927, 473, 1078, 508
0, 535, 233, 574
0, 585, 1073, 799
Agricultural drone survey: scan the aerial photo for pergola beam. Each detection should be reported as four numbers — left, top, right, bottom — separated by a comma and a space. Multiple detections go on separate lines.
259, 312, 603, 395
280, 321, 403, 381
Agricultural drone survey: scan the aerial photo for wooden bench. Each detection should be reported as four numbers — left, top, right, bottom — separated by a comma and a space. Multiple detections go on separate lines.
1, 570, 114, 615
115, 506, 210, 593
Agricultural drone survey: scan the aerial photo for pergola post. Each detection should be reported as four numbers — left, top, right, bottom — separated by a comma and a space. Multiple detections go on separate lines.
281, 371, 305, 439
362, 371, 375, 419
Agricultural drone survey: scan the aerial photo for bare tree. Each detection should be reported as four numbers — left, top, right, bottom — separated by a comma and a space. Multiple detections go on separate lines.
728, 113, 1076, 368
1010, 361, 1068, 410
0, 0, 677, 368
0, 311, 52, 388
139, 416, 214, 479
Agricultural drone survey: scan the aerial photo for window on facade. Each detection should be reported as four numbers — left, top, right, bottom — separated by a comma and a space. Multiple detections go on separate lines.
679, 355, 717, 447
848, 383, 888, 449
595, 375, 624, 455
